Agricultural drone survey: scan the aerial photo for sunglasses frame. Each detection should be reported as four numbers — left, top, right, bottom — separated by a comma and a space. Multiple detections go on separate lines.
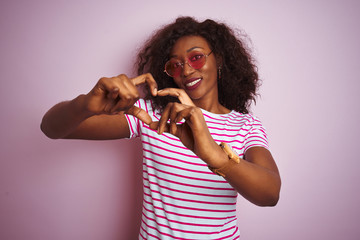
164, 50, 213, 77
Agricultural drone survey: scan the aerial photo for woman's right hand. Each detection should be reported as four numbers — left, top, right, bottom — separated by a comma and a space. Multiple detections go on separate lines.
84, 73, 158, 124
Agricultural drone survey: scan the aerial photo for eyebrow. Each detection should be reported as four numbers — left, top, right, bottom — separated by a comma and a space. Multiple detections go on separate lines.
169, 46, 205, 58
187, 46, 204, 52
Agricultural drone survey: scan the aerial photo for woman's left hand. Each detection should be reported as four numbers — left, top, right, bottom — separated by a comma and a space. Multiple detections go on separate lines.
150, 88, 222, 166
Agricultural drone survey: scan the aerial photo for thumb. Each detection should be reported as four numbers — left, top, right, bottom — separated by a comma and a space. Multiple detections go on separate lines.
125, 106, 152, 125
157, 88, 195, 106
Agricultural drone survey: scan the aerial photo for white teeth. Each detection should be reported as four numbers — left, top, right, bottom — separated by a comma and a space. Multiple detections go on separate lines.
186, 78, 201, 87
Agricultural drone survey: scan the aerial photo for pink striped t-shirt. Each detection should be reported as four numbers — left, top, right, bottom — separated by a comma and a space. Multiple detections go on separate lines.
125, 99, 269, 240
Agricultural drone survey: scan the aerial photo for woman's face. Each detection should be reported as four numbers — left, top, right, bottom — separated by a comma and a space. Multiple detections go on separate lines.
169, 35, 219, 103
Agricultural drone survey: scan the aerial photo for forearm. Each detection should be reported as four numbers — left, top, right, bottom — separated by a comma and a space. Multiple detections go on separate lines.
40, 94, 93, 139
224, 158, 281, 206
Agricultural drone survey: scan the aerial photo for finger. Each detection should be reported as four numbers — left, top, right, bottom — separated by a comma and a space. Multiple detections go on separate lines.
103, 100, 117, 113
117, 74, 140, 99
174, 107, 192, 123
130, 73, 158, 96
149, 121, 170, 133
111, 96, 136, 113
110, 76, 139, 112
149, 121, 159, 130
158, 103, 173, 134
157, 88, 195, 106
170, 108, 178, 135
93, 77, 120, 96
107, 88, 120, 99
125, 106, 152, 125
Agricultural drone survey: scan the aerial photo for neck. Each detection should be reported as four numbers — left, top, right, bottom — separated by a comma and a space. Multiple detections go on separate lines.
193, 98, 230, 114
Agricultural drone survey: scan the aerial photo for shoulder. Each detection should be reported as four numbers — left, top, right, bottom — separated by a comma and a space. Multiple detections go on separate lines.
223, 111, 266, 135
217, 110, 263, 126
230, 111, 264, 127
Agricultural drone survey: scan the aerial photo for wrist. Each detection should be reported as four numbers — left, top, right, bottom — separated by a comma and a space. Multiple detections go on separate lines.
206, 147, 229, 169
208, 142, 241, 177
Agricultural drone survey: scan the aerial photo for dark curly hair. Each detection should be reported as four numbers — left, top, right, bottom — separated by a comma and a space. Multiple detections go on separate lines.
135, 16, 259, 114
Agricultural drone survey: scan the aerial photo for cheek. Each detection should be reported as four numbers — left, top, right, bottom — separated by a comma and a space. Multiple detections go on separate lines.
202, 64, 218, 79
202, 57, 218, 76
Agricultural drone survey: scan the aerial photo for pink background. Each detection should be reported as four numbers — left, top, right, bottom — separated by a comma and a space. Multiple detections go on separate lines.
1, 0, 360, 239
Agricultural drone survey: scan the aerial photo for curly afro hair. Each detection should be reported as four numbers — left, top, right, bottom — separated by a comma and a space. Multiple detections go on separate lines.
136, 16, 260, 114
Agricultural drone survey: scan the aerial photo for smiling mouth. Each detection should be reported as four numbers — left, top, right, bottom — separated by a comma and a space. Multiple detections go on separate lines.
185, 78, 202, 88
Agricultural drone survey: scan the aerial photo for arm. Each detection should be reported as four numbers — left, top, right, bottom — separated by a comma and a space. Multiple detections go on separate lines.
40, 74, 158, 140
154, 88, 281, 207
40, 95, 131, 139
213, 146, 281, 206
162, 112, 280, 206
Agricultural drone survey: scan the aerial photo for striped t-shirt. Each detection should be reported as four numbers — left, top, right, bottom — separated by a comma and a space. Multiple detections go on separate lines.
125, 99, 269, 240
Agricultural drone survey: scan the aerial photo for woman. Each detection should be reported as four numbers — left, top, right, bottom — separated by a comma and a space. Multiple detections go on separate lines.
41, 17, 281, 239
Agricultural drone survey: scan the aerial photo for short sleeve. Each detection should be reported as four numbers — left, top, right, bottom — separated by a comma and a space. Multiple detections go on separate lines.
243, 117, 269, 152
124, 101, 141, 139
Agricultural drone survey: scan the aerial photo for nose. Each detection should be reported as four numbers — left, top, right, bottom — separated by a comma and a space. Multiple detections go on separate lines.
182, 61, 195, 77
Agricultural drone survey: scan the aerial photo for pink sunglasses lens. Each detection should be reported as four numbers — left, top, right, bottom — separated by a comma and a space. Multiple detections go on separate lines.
165, 60, 182, 77
165, 52, 207, 77
188, 52, 206, 69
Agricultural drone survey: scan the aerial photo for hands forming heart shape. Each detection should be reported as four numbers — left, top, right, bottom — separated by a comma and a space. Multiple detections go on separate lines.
85, 73, 220, 165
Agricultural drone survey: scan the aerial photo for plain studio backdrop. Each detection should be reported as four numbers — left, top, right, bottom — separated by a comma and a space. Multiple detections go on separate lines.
1, 0, 359, 239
